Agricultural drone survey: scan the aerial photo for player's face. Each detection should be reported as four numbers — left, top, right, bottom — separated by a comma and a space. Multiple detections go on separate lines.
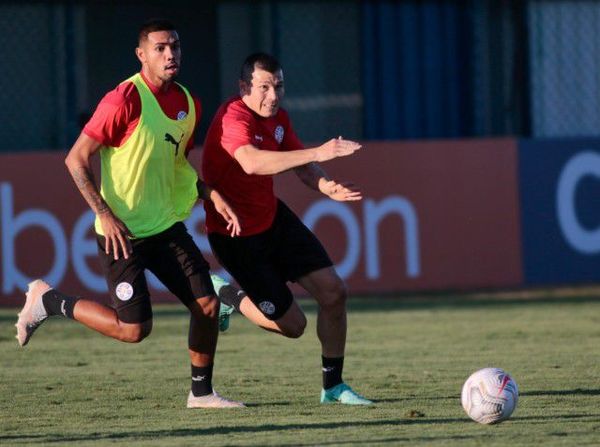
241, 67, 284, 118
136, 30, 181, 85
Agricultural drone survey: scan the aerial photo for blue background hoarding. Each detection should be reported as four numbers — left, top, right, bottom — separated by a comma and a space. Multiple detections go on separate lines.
519, 138, 600, 284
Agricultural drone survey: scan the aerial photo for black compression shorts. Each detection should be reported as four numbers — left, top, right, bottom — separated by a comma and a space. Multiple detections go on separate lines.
208, 200, 333, 320
97, 222, 214, 323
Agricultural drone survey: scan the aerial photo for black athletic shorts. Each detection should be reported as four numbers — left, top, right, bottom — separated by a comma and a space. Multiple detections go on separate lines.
208, 200, 333, 320
97, 222, 214, 324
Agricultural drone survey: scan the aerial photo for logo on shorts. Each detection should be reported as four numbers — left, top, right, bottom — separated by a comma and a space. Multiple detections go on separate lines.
274, 125, 284, 144
177, 111, 187, 120
259, 301, 276, 315
115, 282, 134, 301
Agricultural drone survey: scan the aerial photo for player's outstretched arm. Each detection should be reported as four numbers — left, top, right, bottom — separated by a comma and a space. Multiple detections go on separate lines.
65, 132, 133, 259
233, 138, 361, 176
294, 162, 363, 202
197, 180, 241, 237
318, 179, 363, 202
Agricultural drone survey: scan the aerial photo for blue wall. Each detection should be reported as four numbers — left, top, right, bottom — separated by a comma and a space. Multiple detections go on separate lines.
362, 2, 471, 139
519, 138, 600, 284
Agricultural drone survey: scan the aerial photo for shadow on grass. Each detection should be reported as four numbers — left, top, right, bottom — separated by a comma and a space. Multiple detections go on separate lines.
245, 400, 292, 407
376, 396, 458, 403
5, 413, 598, 444
513, 413, 600, 422
521, 388, 600, 397
280, 434, 477, 446
0, 418, 464, 443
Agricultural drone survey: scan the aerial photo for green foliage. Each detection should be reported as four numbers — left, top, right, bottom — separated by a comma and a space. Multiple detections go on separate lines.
1, 294, 599, 446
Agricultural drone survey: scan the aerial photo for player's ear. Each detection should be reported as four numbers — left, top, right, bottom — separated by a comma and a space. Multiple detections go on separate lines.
135, 46, 145, 64
239, 80, 250, 97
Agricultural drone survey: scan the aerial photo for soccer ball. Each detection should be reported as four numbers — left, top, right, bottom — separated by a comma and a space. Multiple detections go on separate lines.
461, 367, 519, 424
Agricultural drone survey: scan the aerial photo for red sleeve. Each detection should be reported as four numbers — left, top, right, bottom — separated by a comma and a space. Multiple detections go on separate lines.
280, 110, 304, 151
82, 82, 140, 147
220, 103, 254, 156
185, 96, 202, 152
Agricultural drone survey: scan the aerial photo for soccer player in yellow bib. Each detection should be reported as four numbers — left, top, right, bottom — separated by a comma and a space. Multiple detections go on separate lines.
15, 19, 244, 409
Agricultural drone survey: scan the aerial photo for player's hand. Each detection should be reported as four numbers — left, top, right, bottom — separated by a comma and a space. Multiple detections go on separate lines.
98, 211, 133, 260
320, 179, 363, 202
209, 189, 241, 237
315, 136, 361, 163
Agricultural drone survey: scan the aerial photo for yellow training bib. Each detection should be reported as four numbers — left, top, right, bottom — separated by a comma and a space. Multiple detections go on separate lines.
95, 73, 198, 238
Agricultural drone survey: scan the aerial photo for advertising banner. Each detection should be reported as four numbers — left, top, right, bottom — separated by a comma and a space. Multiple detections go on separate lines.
0, 139, 523, 305
275, 139, 523, 294
519, 138, 600, 284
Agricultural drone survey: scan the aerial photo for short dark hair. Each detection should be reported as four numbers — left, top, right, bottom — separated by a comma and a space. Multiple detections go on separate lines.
138, 19, 176, 45
240, 52, 281, 84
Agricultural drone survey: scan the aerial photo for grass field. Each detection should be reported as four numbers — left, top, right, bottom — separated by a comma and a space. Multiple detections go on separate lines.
2, 290, 600, 446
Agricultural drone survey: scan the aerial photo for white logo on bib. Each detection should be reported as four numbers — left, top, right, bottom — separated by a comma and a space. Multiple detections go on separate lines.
177, 111, 187, 120
115, 282, 134, 301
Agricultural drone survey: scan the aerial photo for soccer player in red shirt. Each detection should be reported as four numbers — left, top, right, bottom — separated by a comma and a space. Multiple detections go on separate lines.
203, 53, 372, 405
15, 19, 243, 408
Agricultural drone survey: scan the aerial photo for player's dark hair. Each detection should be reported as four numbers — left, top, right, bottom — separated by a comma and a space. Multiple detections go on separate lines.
240, 52, 281, 84
138, 19, 176, 45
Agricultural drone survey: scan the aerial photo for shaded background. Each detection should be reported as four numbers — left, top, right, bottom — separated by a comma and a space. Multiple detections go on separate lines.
1, 0, 598, 152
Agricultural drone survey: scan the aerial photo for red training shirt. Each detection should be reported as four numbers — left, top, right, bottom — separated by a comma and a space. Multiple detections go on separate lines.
202, 97, 304, 236
83, 71, 201, 152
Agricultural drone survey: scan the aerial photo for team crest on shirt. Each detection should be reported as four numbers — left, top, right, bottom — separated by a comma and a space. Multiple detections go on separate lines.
274, 125, 284, 144
177, 111, 187, 120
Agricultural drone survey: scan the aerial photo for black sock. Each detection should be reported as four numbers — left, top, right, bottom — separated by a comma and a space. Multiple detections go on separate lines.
42, 289, 79, 319
218, 284, 245, 313
191, 364, 214, 397
322, 356, 344, 390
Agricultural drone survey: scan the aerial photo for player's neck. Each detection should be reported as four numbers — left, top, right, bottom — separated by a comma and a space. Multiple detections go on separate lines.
140, 69, 173, 93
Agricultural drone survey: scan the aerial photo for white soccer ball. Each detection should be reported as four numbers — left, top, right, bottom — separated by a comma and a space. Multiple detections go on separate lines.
461, 367, 519, 424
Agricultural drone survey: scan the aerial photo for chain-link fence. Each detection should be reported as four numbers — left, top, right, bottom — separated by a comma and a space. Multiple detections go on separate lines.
217, 1, 363, 142
0, 4, 70, 151
529, 0, 600, 137
2, 0, 600, 152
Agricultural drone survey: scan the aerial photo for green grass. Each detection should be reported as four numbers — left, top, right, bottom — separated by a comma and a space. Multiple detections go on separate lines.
2, 291, 600, 446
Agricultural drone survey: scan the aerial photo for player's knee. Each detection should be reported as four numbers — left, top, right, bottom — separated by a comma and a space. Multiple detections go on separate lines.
119, 322, 152, 343
193, 295, 219, 320
319, 279, 348, 310
281, 314, 307, 339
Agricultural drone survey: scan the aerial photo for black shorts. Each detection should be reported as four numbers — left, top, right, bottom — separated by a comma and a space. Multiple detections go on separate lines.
208, 200, 333, 320
97, 222, 214, 324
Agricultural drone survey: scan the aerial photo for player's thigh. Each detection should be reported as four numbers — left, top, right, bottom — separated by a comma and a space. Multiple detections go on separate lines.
146, 223, 215, 306
97, 235, 152, 324
118, 319, 153, 342
209, 232, 293, 321
273, 299, 307, 337
296, 266, 347, 308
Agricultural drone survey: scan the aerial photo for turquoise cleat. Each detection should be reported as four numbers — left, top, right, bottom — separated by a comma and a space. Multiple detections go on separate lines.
210, 274, 229, 295
211, 274, 235, 332
218, 301, 234, 332
320, 383, 373, 405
